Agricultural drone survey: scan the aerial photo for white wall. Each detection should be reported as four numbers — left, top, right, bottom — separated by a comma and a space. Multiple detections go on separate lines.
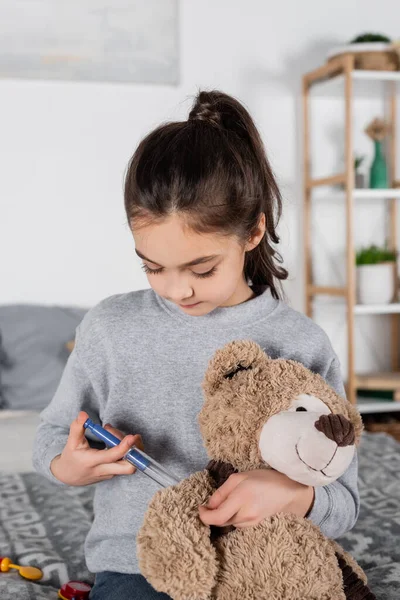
1, 0, 399, 376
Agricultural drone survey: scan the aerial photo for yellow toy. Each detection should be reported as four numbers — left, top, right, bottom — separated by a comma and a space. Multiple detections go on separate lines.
0, 556, 43, 580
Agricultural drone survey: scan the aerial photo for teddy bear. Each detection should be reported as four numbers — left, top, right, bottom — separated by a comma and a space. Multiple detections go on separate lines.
137, 340, 375, 600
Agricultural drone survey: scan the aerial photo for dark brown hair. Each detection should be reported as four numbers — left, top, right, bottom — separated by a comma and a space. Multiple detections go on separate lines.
124, 90, 288, 299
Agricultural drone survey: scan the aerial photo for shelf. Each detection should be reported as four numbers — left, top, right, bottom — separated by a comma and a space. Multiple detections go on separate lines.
303, 56, 400, 405
305, 61, 400, 87
354, 303, 400, 315
353, 189, 400, 199
312, 187, 400, 199
352, 70, 400, 82
355, 371, 400, 391
357, 398, 400, 414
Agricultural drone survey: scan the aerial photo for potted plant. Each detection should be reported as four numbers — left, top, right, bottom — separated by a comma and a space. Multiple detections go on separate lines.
327, 32, 400, 71
356, 244, 397, 304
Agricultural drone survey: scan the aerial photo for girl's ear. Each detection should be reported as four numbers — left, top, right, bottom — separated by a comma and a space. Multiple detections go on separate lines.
202, 340, 269, 396
245, 212, 266, 252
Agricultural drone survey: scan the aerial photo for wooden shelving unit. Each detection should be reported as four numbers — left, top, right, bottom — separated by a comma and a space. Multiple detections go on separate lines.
303, 56, 400, 409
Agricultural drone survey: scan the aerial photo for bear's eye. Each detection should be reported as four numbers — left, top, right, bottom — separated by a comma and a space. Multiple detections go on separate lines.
224, 364, 253, 380
296, 406, 307, 412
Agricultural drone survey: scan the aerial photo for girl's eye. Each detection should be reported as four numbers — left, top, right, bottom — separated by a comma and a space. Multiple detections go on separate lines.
141, 264, 163, 275
141, 264, 217, 279
193, 266, 217, 279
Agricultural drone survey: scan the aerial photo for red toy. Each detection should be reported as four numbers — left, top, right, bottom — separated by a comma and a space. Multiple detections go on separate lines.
58, 580, 92, 600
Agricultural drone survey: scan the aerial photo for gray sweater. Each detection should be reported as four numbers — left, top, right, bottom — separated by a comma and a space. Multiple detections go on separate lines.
33, 287, 359, 575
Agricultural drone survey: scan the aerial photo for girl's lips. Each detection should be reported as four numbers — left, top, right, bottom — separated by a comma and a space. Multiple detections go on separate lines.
179, 302, 201, 308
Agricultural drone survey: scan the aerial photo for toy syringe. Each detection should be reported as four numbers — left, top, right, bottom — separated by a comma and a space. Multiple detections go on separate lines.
83, 418, 180, 488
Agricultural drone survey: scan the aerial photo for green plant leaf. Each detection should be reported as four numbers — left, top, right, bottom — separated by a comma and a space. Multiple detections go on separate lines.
356, 244, 397, 265
350, 33, 391, 43
354, 154, 365, 170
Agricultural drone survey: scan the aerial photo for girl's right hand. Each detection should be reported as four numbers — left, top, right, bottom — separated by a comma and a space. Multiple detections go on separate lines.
50, 411, 144, 486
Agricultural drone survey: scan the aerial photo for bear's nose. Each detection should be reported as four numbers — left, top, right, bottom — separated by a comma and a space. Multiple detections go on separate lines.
314, 414, 355, 447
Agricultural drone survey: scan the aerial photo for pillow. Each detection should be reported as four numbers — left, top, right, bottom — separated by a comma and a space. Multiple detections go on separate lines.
0, 305, 87, 411
0, 331, 12, 408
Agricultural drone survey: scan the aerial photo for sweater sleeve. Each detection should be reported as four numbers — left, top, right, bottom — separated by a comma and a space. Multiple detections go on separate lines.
32, 329, 100, 486
307, 356, 360, 538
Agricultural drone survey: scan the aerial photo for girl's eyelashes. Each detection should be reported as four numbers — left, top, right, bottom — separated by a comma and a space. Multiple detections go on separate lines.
141, 264, 163, 275
194, 266, 217, 279
141, 264, 217, 279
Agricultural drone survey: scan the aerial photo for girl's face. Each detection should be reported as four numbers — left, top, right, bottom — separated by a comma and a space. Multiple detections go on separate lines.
131, 213, 265, 315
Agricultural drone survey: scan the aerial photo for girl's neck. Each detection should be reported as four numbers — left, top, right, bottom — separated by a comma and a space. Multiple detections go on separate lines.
219, 279, 257, 308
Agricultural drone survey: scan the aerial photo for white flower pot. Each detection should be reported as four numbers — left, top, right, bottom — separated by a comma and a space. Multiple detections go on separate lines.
357, 262, 395, 305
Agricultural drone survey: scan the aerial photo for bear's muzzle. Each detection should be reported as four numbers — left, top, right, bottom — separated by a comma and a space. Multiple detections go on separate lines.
314, 414, 355, 447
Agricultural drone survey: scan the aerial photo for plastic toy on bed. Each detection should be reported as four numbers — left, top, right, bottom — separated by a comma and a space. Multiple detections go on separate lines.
0, 556, 43, 580
58, 580, 92, 599
0, 556, 92, 598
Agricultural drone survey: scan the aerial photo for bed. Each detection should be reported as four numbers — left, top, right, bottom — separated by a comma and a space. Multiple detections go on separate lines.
0, 421, 399, 599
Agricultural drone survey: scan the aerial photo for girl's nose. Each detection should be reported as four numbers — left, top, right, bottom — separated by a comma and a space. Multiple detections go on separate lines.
163, 276, 194, 304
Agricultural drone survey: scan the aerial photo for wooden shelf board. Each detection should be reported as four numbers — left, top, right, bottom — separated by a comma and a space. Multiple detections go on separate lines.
354, 303, 400, 315
309, 286, 346, 297
308, 174, 345, 188
355, 372, 400, 391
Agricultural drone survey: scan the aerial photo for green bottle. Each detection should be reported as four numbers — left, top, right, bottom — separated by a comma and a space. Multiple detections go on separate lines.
370, 140, 388, 189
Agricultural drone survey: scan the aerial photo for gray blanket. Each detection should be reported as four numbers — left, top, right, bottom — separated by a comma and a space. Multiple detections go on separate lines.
0, 432, 399, 599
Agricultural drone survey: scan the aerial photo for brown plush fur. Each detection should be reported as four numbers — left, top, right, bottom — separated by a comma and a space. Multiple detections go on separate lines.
137, 471, 218, 600
212, 515, 346, 599
200, 340, 363, 472
137, 340, 370, 600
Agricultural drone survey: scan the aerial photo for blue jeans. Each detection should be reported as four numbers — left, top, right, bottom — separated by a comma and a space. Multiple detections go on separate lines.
89, 571, 171, 600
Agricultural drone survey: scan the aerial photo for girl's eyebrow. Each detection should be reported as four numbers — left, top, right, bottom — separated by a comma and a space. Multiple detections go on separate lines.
135, 249, 219, 268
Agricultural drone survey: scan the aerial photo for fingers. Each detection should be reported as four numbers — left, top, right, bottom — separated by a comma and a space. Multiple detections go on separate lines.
199, 488, 242, 527
231, 519, 258, 529
96, 460, 136, 478
205, 473, 244, 510
94, 434, 137, 465
104, 424, 144, 451
66, 411, 90, 451
132, 433, 144, 451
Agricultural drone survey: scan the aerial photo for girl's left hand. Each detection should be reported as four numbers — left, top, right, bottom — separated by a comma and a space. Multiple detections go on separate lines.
198, 469, 315, 528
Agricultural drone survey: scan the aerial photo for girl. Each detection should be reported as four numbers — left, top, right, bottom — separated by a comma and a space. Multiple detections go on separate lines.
33, 90, 359, 600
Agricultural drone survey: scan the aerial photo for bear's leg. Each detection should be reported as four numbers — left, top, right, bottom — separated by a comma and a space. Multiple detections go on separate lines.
335, 553, 376, 600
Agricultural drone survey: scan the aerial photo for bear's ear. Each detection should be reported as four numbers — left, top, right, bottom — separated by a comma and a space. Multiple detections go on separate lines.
202, 340, 269, 395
